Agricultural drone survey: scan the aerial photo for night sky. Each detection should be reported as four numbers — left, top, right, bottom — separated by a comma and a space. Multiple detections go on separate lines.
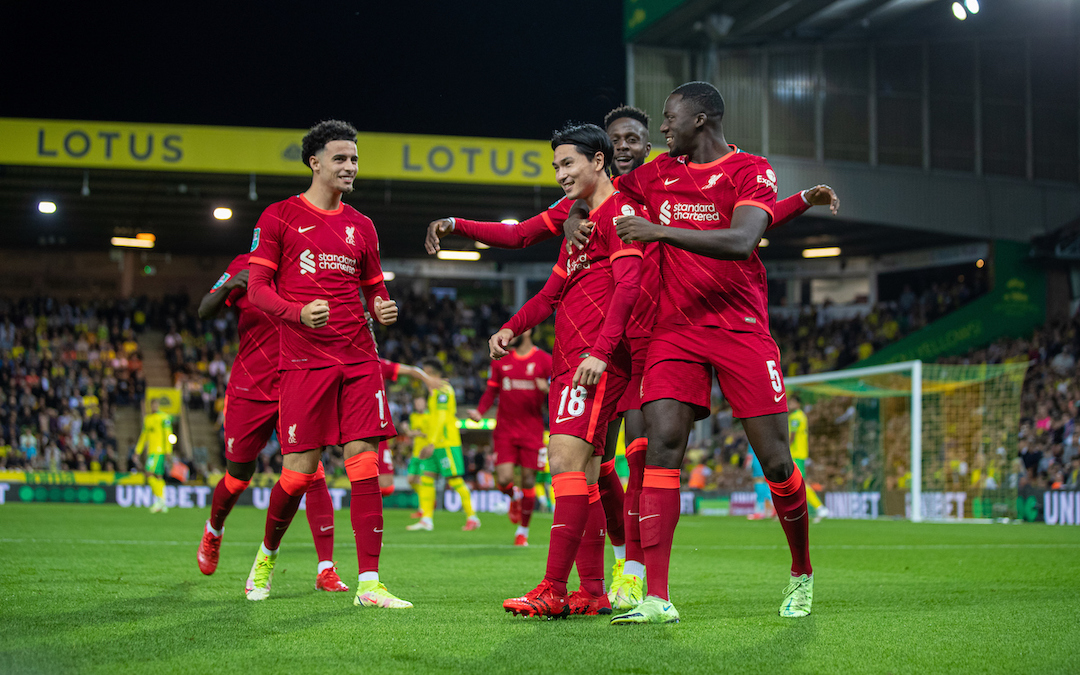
5, 2, 626, 140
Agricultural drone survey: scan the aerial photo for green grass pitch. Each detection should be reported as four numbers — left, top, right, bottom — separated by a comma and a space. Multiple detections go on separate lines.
1, 503, 1078, 674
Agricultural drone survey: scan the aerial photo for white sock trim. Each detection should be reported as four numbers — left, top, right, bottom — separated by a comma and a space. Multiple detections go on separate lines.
205, 521, 223, 537
358, 571, 379, 583
260, 543, 279, 557
612, 545, 626, 560
515, 525, 529, 537
624, 560, 645, 578
317, 560, 335, 574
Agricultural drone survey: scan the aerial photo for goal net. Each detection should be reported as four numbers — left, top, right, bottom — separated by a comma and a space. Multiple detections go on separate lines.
785, 360, 1029, 521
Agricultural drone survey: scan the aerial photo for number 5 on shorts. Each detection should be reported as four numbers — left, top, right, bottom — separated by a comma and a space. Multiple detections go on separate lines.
766, 360, 783, 394
557, 385, 587, 419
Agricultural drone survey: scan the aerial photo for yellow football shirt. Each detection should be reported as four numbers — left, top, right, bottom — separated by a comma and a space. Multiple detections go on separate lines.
788, 409, 809, 460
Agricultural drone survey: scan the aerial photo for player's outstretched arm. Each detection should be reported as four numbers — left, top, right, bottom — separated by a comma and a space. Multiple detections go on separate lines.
425, 213, 558, 253
493, 271, 564, 358
616, 205, 769, 261
198, 269, 248, 320
770, 185, 839, 230
475, 375, 501, 416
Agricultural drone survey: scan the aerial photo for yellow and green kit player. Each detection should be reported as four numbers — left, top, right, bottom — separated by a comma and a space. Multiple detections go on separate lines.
789, 395, 828, 522
137, 398, 174, 513
407, 359, 479, 532
405, 396, 433, 517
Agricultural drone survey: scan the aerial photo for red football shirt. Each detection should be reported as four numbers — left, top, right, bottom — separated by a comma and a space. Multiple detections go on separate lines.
249, 194, 386, 370
479, 346, 552, 441
506, 190, 645, 378
209, 253, 280, 401
379, 358, 400, 383
616, 147, 777, 334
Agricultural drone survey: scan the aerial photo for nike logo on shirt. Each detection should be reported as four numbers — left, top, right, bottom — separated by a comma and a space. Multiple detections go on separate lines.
554, 416, 577, 424
298, 225, 316, 233
663, 178, 679, 186
774, 392, 786, 403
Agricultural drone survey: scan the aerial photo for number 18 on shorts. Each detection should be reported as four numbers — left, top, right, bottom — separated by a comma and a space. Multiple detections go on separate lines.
548, 371, 627, 453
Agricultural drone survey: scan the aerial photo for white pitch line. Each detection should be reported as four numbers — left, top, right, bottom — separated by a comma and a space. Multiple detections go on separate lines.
1, 537, 1078, 552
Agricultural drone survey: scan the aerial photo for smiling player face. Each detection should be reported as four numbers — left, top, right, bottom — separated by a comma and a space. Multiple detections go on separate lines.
606, 116, 650, 176
311, 140, 359, 194
660, 94, 701, 158
552, 144, 603, 201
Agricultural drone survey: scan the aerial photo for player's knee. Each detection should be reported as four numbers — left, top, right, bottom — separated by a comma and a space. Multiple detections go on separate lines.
759, 453, 794, 484
227, 460, 257, 482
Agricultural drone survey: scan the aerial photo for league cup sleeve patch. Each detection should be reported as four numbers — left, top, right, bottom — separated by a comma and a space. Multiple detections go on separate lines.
250, 227, 261, 252
211, 272, 231, 292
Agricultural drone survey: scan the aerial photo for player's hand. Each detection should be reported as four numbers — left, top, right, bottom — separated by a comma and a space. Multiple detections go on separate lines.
535, 377, 550, 394
420, 444, 434, 460
425, 218, 455, 254
373, 297, 398, 326
616, 215, 664, 243
301, 299, 330, 328
489, 329, 515, 359
420, 371, 449, 391
563, 214, 595, 252
572, 355, 607, 388
227, 268, 249, 290
804, 184, 839, 215
466, 408, 482, 422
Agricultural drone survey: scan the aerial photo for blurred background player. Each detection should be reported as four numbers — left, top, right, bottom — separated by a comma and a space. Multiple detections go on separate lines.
789, 395, 828, 523
497, 123, 643, 618
241, 120, 410, 609
194, 253, 349, 593
746, 445, 774, 520
468, 328, 552, 546
611, 82, 813, 625
405, 395, 433, 517
407, 358, 479, 532
136, 397, 173, 514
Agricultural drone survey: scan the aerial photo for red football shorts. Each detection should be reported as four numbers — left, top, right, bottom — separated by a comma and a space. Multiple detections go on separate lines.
641, 325, 788, 420
379, 440, 393, 475
549, 370, 629, 455
278, 361, 398, 453
222, 394, 279, 464
493, 434, 545, 471
617, 335, 650, 414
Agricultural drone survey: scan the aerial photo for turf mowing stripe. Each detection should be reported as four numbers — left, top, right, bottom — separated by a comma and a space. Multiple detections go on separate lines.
3, 537, 1079, 551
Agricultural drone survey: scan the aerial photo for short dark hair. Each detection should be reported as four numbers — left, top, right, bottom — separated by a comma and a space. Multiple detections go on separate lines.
671, 81, 725, 121
301, 120, 358, 169
604, 105, 650, 131
421, 358, 444, 374
551, 122, 614, 171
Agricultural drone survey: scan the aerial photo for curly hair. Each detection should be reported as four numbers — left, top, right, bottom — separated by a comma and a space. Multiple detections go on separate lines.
604, 105, 650, 131
550, 122, 614, 171
300, 120, 358, 169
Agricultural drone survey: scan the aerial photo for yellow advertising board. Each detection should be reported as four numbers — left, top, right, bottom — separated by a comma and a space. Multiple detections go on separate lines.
0, 117, 555, 187
145, 387, 182, 416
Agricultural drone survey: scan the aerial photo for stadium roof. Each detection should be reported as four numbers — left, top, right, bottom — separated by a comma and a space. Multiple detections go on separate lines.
627, 0, 1074, 47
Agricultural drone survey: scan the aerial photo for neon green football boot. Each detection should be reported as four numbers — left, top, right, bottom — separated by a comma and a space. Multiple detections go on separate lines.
779, 574, 813, 618
610, 595, 679, 624
606, 558, 625, 603
354, 580, 413, 609
244, 548, 277, 601
610, 573, 644, 611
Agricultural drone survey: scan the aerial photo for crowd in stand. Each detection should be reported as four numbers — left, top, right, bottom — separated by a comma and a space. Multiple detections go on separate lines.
774, 277, 986, 377
0, 297, 152, 472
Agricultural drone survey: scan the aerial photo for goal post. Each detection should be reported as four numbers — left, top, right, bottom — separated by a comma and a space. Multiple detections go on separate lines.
786, 360, 1028, 522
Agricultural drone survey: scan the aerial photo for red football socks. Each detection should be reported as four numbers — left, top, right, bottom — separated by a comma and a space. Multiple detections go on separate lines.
346, 452, 382, 575
544, 471, 589, 595
767, 464, 813, 577
640, 466, 681, 601
209, 471, 249, 531
496, 481, 515, 497
575, 483, 607, 596
598, 460, 626, 547
623, 438, 647, 566
263, 468, 314, 550
304, 463, 335, 563
520, 491, 535, 527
